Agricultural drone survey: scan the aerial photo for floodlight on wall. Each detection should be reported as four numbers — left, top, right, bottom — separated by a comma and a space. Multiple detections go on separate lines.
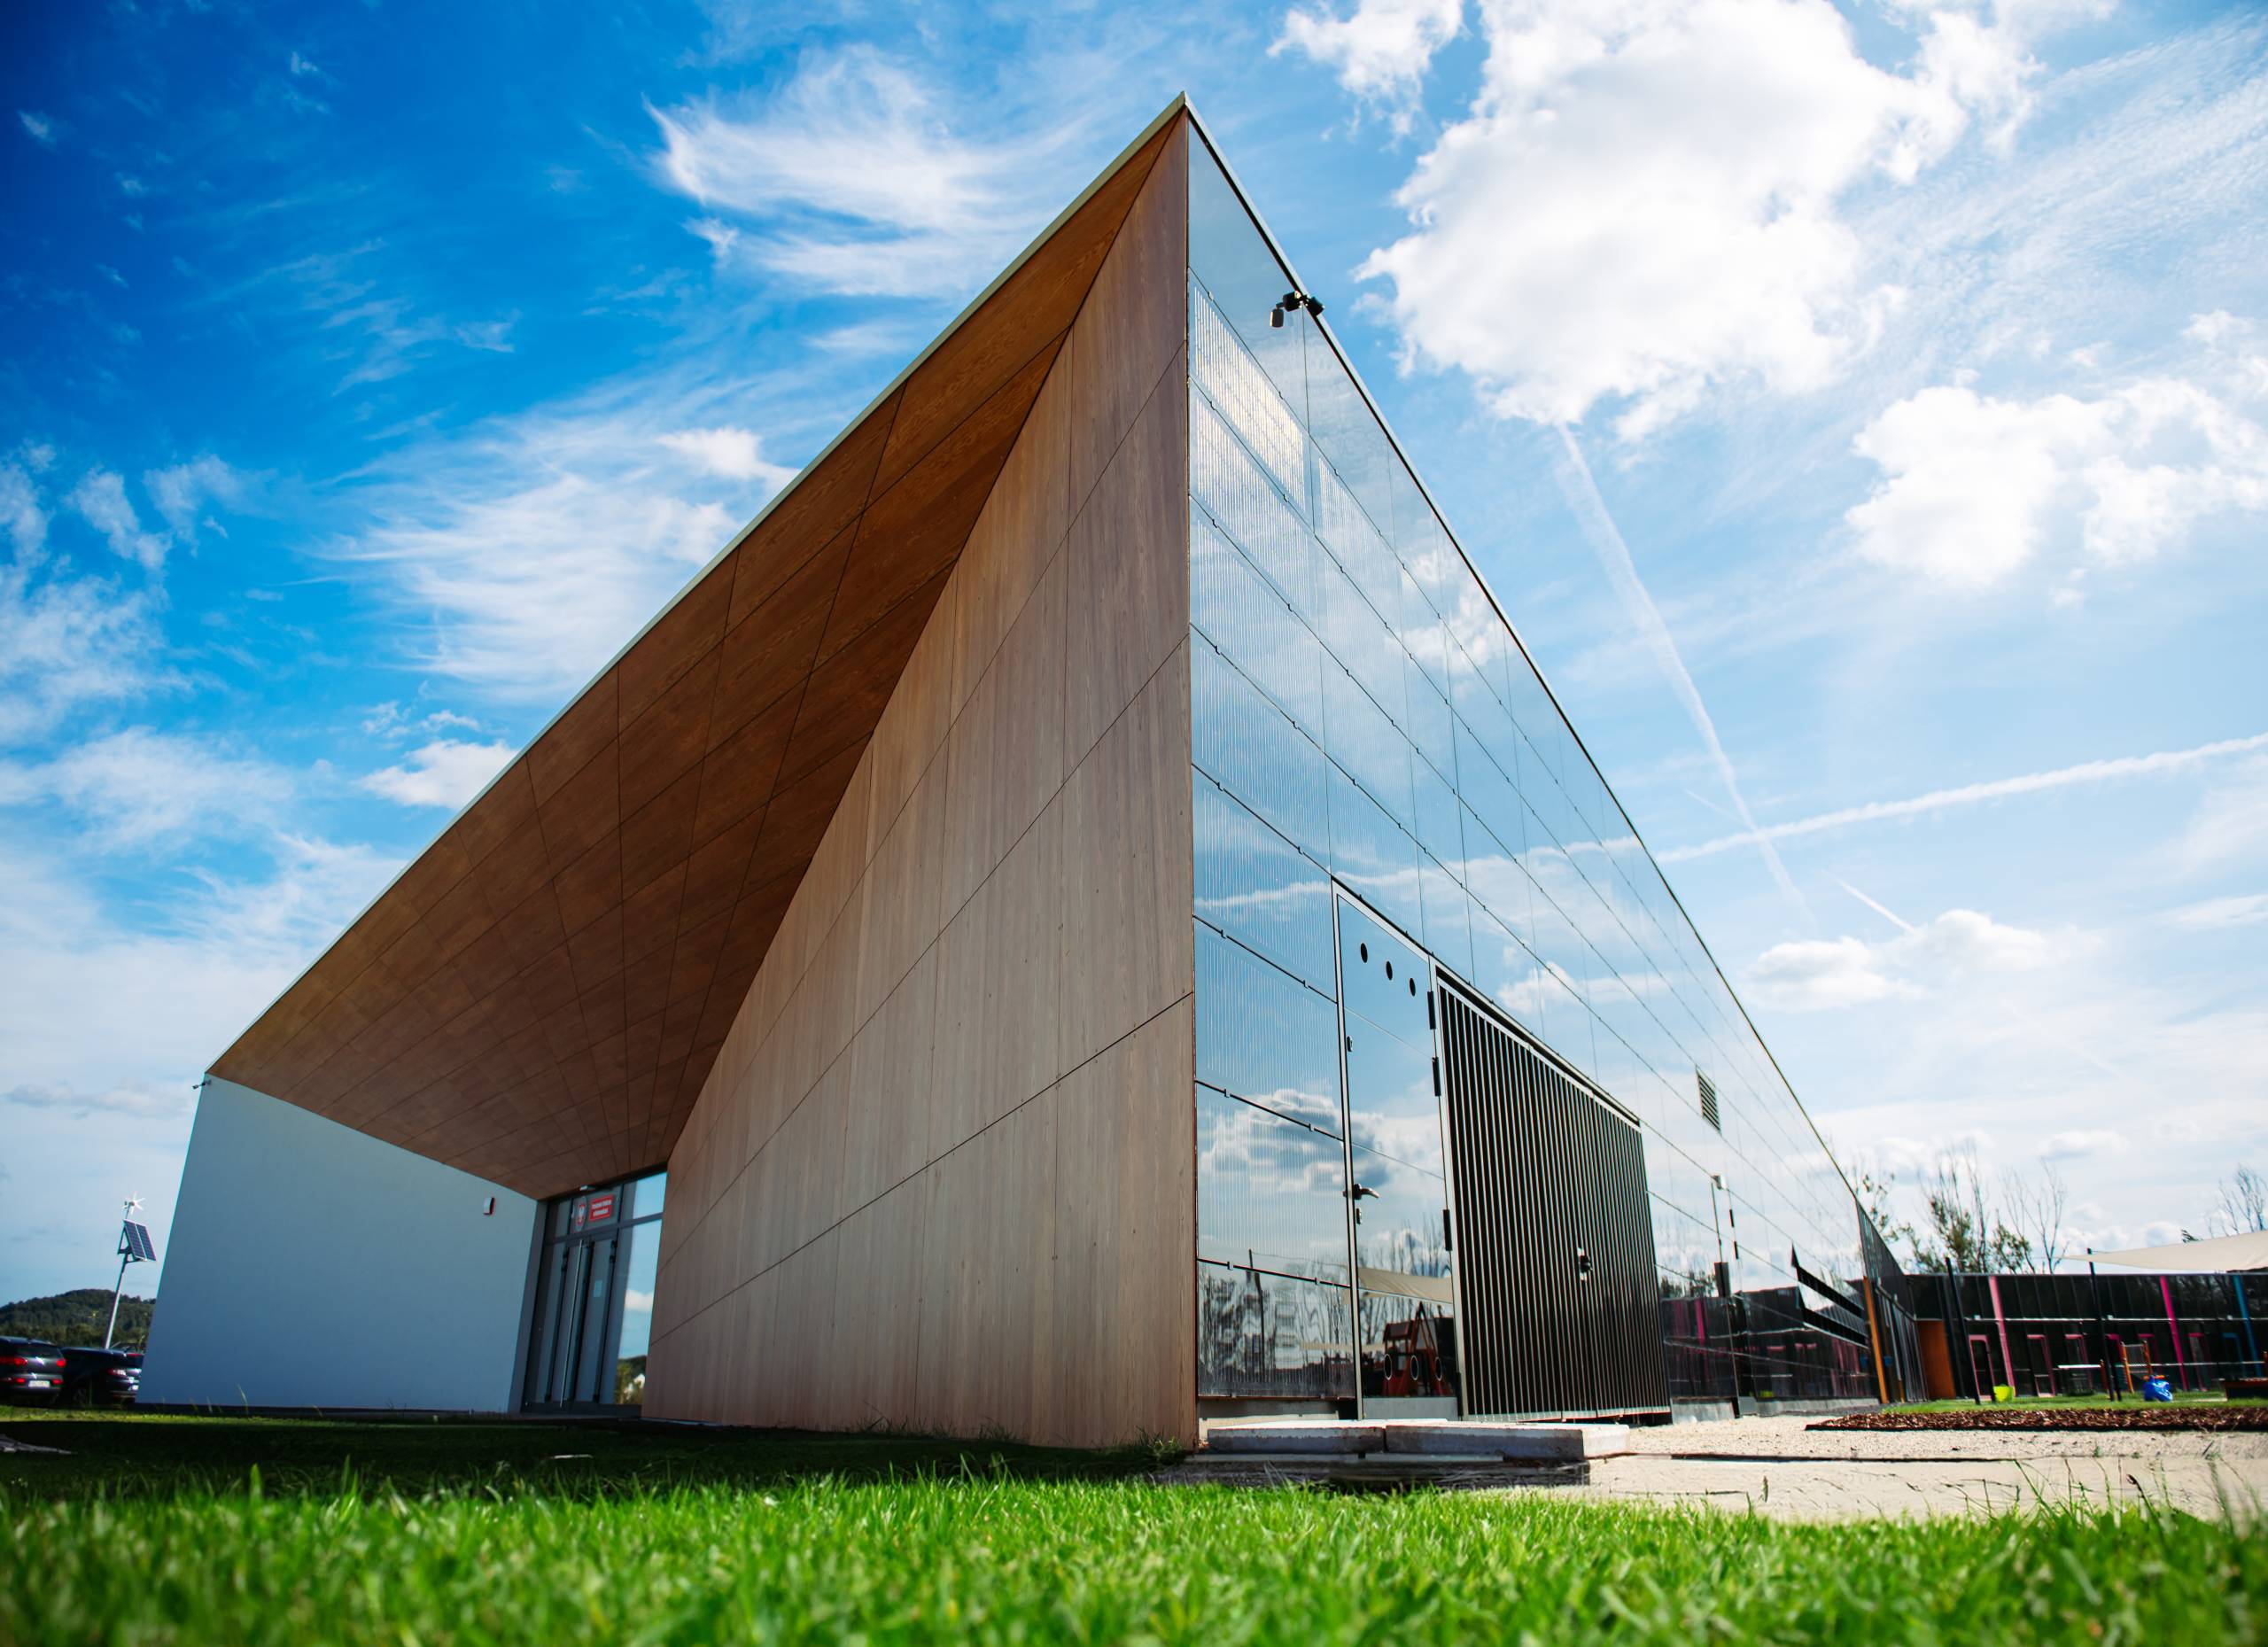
1270, 289, 1325, 328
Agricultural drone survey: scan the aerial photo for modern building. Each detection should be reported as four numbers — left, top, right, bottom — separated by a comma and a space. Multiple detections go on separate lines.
144, 99, 1906, 1440
1913, 1268, 2264, 1400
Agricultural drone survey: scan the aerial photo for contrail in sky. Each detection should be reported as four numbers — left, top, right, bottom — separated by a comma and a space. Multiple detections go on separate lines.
1550, 424, 1806, 916
1663, 731, 2268, 864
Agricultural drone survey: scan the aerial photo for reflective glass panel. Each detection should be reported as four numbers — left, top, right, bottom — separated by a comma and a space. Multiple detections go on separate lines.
1322, 664, 1413, 829
1359, 1288, 1460, 1403
1191, 509, 1324, 736
1343, 1019, 1441, 1172
1196, 1087, 1350, 1282
1190, 385, 1317, 612
1410, 756, 1464, 883
1418, 855, 1475, 983
1321, 558, 1409, 732
1304, 322, 1399, 542
1336, 897, 1432, 1049
1191, 639, 1328, 858
1349, 1144, 1453, 1297
1402, 649, 1457, 789
1325, 765, 1423, 941
1194, 927, 1343, 1134
1192, 773, 1335, 993
1198, 1262, 1355, 1400
1188, 144, 1310, 455
614, 1224, 657, 1405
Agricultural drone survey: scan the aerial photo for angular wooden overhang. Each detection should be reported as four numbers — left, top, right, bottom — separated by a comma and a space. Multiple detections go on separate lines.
209, 102, 1190, 1198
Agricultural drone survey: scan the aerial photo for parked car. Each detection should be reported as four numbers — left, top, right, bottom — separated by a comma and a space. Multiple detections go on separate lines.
60, 1346, 141, 1406
0, 1337, 66, 1403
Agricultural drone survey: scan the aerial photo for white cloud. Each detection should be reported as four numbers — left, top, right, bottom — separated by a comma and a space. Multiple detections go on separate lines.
649, 50, 1067, 298
19, 110, 56, 148
2169, 755, 2268, 874
2040, 1128, 2125, 1161
67, 469, 169, 570
656, 425, 797, 486
4, 1082, 189, 1120
1276, 0, 1464, 131
1663, 730, 2268, 864
0, 461, 47, 556
0, 728, 291, 848
0, 827, 402, 1123
2165, 892, 2268, 930
1354, 0, 2099, 438
1745, 906, 2053, 1010
0, 555, 172, 744
1846, 331, 2268, 589
144, 454, 248, 542
338, 367, 804, 698
1747, 934, 1911, 1009
352, 463, 737, 696
360, 738, 516, 810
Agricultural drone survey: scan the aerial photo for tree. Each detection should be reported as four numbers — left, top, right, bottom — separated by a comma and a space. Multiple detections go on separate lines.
0, 1289, 153, 1348
2004, 1160, 2070, 1272
1912, 1143, 2034, 1273
2212, 1164, 2268, 1237
1845, 1151, 1916, 1257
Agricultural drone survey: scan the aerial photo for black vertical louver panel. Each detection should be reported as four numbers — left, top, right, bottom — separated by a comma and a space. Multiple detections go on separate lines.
1436, 980, 1669, 1417
1697, 1069, 1720, 1132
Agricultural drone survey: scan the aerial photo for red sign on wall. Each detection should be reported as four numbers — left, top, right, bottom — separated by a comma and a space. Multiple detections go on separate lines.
586, 1193, 617, 1224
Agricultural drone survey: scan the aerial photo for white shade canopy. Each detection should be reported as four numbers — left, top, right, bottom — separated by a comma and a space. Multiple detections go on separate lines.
2090, 1229, 2268, 1272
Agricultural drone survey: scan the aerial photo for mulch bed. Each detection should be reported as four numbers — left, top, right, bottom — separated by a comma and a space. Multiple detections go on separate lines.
1813, 1406, 2268, 1433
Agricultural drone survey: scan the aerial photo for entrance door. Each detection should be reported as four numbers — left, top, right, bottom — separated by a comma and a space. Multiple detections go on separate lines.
1334, 896, 1460, 1417
1434, 973, 1668, 1418
527, 1226, 621, 1406
521, 1173, 666, 1410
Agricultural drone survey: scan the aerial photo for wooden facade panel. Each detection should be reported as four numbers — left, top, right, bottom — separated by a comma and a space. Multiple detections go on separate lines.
1060, 643, 1194, 1076
1067, 347, 1190, 768
1051, 998, 1196, 1448
940, 548, 1068, 914
603, 109, 1197, 1446
1067, 123, 1188, 516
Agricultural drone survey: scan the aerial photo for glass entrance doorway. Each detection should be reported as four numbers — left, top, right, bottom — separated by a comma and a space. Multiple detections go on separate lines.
1334, 893, 1461, 1418
522, 1170, 664, 1410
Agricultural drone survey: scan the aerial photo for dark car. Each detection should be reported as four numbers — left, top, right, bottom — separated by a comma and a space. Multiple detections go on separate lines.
61, 1346, 142, 1406
0, 1337, 66, 1403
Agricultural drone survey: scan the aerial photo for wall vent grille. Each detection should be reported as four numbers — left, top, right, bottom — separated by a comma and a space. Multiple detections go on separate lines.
1697, 1070, 1720, 1132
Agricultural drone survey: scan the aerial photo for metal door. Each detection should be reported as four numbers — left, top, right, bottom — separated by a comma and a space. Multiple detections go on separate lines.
1434, 975, 1669, 1418
524, 1228, 622, 1407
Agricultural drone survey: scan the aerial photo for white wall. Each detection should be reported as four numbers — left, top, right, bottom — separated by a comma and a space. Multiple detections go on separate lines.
141, 1077, 539, 1410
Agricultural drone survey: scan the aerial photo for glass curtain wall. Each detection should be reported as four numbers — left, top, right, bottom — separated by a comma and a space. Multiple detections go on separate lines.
1185, 127, 1876, 1410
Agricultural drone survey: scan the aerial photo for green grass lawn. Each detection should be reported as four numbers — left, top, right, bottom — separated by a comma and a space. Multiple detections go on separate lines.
4, 1410, 2265, 1645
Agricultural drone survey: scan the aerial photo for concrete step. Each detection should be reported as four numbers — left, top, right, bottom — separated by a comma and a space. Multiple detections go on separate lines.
1203, 1417, 1631, 1461
1157, 1453, 1591, 1491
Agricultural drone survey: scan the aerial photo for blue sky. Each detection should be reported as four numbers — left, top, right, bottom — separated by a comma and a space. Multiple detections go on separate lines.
4, 0, 2264, 1301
